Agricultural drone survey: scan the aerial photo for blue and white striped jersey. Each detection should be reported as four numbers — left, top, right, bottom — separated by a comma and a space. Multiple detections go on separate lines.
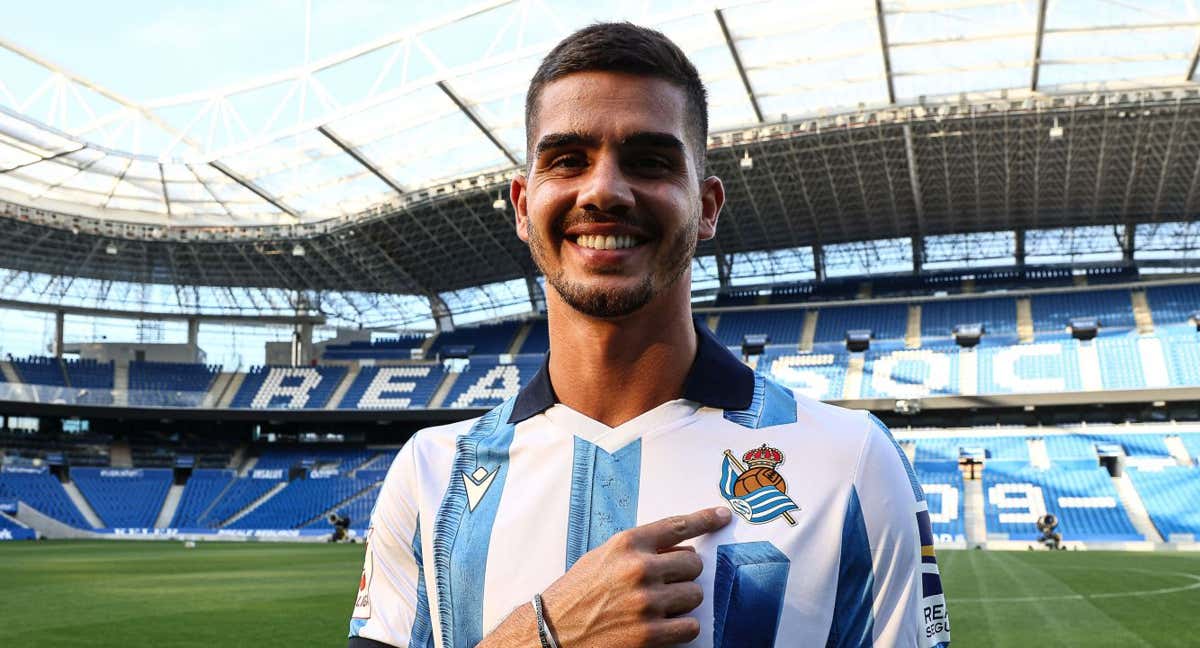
348, 325, 951, 648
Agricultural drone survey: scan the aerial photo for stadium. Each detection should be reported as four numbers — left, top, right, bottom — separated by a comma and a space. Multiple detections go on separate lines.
2, 1, 1200, 646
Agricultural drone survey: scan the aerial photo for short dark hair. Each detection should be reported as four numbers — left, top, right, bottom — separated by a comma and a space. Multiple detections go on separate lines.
525, 22, 709, 170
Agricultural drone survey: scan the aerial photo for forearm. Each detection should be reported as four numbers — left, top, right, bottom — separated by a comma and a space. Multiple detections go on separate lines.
476, 602, 539, 648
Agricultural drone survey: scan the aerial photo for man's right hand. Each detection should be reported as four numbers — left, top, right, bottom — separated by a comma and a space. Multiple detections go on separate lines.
534, 506, 732, 647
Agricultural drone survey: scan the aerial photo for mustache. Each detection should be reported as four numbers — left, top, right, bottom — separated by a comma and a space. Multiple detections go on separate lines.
552, 210, 659, 238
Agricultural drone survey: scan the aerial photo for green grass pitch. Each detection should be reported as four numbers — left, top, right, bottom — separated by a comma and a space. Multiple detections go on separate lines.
1, 541, 1198, 646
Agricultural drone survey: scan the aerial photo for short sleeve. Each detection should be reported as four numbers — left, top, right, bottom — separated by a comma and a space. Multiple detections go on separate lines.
348, 440, 434, 648
830, 413, 951, 647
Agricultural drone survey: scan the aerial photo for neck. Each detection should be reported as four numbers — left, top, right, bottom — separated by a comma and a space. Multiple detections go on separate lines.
546, 281, 697, 428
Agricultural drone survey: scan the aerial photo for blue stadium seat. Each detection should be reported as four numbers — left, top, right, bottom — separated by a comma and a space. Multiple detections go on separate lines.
337, 365, 444, 409
519, 320, 549, 354
72, 468, 172, 528
920, 297, 1018, 338
758, 346, 847, 401
983, 464, 1141, 541
0, 468, 90, 528
303, 484, 381, 531
200, 477, 282, 527
976, 337, 1082, 395
861, 343, 960, 399
813, 303, 908, 343
429, 321, 522, 356
227, 477, 378, 530
129, 361, 219, 407
444, 355, 543, 409
229, 365, 347, 409
914, 463, 965, 543
1145, 283, 1200, 326
170, 469, 234, 527
1158, 326, 1200, 387
1126, 466, 1200, 539
1029, 289, 1135, 332
322, 335, 426, 360
714, 310, 805, 347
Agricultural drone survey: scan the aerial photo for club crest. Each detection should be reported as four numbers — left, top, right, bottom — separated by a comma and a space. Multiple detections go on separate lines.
718, 444, 799, 526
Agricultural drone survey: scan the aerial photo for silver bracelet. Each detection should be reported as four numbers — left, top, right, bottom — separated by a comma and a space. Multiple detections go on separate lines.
531, 593, 560, 648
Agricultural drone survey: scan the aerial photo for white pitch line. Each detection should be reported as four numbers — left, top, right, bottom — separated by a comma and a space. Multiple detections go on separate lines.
953, 567, 1200, 604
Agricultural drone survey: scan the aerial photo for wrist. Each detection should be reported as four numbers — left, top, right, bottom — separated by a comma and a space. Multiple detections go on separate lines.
532, 593, 561, 648
477, 602, 538, 648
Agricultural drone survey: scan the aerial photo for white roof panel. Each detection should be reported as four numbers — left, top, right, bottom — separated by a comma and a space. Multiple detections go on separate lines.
3, 0, 1200, 226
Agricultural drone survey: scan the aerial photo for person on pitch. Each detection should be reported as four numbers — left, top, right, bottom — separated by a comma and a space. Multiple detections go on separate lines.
349, 22, 951, 648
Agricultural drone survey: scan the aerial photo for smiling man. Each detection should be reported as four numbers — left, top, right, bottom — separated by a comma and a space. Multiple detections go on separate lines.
348, 23, 950, 648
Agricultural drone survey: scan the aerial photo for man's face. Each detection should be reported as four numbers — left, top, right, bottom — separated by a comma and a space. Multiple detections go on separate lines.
513, 71, 723, 319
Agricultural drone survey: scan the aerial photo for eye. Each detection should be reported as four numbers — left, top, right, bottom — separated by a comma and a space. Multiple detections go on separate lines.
547, 153, 587, 169
630, 155, 672, 173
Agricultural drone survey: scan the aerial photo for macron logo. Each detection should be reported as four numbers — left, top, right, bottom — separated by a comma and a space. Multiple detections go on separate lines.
462, 466, 499, 512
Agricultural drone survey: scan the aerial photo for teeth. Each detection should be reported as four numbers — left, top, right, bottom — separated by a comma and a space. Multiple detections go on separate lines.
577, 234, 639, 250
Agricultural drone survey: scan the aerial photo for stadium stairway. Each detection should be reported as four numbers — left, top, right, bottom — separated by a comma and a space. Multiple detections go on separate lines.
1112, 473, 1164, 542
799, 310, 818, 351
1029, 438, 1051, 469
214, 373, 245, 408
302, 480, 383, 528
326, 364, 360, 409
905, 305, 921, 349
963, 478, 987, 546
1016, 298, 1034, 342
508, 323, 533, 355
0, 360, 19, 383
220, 481, 288, 527
1164, 436, 1193, 465
61, 480, 103, 528
842, 355, 865, 399
1132, 290, 1155, 333
427, 370, 461, 408
154, 483, 185, 528
113, 361, 129, 406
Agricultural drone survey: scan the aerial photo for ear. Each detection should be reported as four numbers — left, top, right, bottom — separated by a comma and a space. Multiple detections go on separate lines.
697, 175, 724, 241
511, 174, 530, 243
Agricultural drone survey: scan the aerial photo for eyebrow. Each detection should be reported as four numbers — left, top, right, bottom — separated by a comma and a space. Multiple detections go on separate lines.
533, 131, 686, 158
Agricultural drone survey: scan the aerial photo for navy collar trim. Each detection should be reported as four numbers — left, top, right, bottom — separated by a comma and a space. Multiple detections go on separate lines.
507, 321, 755, 424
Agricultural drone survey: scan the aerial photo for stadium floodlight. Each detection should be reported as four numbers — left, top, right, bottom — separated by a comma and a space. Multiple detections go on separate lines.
741, 334, 769, 357
740, 151, 753, 169
953, 323, 984, 348
845, 329, 872, 353
104, 242, 118, 255
1069, 317, 1100, 341
493, 191, 507, 212
291, 243, 305, 257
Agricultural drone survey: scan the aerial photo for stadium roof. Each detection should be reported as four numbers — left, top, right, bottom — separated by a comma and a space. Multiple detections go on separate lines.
4, 0, 1200, 227
4, 1, 1200, 325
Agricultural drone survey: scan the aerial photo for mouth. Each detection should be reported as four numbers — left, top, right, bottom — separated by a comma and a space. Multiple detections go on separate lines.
567, 233, 646, 251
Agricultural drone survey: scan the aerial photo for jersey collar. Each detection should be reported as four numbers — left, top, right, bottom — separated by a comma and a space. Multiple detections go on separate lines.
508, 321, 754, 424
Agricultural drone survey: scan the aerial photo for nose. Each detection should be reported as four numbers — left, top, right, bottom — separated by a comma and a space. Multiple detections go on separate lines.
575, 152, 634, 216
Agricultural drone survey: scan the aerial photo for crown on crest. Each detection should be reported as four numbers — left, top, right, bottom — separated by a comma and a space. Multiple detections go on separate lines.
743, 444, 784, 468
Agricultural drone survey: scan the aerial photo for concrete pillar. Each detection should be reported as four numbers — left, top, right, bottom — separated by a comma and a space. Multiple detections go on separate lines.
54, 310, 64, 358
187, 318, 199, 350
430, 294, 454, 332
526, 275, 546, 314
813, 244, 826, 282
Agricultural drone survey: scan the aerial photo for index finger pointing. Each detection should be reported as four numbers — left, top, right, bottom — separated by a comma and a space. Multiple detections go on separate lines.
632, 507, 732, 550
